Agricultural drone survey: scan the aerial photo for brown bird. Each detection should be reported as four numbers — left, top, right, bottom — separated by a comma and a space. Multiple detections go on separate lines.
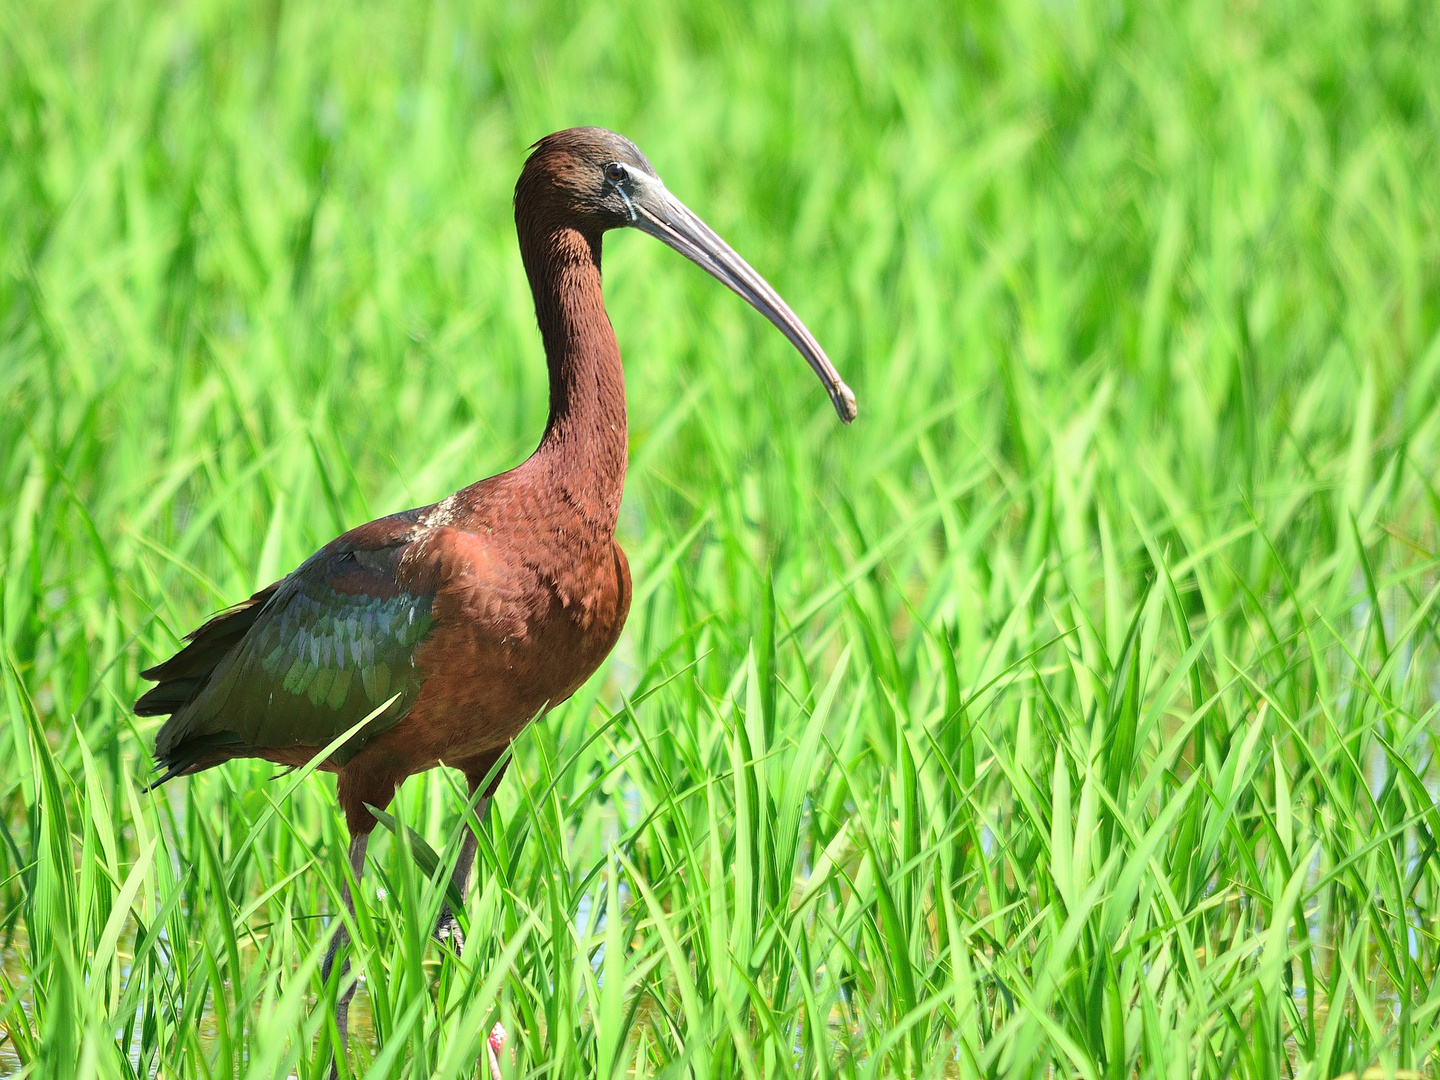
135, 127, 855, 1069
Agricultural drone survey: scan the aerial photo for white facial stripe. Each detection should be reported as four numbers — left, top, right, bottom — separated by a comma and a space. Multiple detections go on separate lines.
607, 178, 638, 222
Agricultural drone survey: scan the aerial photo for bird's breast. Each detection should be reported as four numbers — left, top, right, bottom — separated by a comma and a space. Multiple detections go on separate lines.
401, 529, 631, 759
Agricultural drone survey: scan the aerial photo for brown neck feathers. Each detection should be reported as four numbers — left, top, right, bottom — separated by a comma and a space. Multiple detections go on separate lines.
517, 222, 628, 534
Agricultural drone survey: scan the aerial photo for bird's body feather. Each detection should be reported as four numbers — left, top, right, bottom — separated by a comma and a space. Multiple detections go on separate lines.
141, 510, 436, 769
141, 469, 631, 830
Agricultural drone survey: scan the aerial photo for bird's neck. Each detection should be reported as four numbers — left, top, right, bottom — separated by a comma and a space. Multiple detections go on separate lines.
519, 224, 628, 534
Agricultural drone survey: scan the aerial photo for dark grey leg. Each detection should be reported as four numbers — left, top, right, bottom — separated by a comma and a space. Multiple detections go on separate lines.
435, 793, 490, 953
325, 831, 369, 1080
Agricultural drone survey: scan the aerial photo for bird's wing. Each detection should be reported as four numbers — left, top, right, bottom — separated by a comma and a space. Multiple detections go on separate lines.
143, 513, 439, 778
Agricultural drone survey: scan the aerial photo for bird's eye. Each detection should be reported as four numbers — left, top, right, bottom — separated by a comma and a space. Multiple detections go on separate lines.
604, 162, 628, 183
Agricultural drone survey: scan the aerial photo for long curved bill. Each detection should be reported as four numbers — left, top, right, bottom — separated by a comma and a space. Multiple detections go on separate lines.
630, 182, 857, 423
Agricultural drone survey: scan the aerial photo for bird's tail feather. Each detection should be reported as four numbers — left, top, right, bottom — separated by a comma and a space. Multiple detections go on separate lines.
144, 731, 246, 792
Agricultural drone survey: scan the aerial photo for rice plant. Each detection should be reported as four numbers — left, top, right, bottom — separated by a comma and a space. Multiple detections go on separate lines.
2, 0, 1439, 1076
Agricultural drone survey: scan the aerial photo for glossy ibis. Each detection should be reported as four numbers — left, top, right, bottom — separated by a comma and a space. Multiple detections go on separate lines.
136, 127, 855, 1071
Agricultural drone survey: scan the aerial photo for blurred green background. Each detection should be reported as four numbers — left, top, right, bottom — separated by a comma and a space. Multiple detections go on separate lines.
3, 0, 1440, 1077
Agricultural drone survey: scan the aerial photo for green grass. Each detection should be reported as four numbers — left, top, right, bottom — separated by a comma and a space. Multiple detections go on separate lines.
3, 0, 1440, 1076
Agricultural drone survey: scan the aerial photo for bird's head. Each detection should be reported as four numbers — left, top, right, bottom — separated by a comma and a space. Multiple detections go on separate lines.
516, 127, 659, 232
517, 127, 857, 424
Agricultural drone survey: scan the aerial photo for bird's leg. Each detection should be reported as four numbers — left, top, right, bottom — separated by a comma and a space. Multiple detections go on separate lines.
439, 754, 510, 1075
324, 830, 369, 1080
435, 789, 489, 953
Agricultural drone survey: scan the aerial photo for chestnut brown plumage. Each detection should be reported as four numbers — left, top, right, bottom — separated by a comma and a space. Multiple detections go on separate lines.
135, 127, 854, 1072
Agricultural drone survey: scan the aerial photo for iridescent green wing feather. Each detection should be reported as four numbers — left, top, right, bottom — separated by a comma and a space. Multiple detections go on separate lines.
153, 530, 436, 768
